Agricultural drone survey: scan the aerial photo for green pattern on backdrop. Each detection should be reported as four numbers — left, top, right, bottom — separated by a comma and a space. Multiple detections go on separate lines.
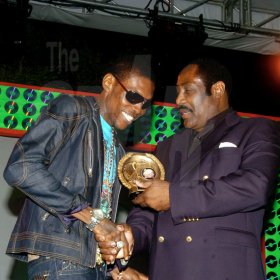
0, 85, 60, 131
265, 171, 280, 279
0, 84, 280, 279
141, 105, 183, 145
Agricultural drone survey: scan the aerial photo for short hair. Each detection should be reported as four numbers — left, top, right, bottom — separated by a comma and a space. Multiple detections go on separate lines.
189, 57, 232, 96
105, 54, 156, 84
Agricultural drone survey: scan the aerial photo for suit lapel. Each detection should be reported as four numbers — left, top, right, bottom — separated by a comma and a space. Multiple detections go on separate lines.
172, 111, 241, 182
166, 129, 193, 182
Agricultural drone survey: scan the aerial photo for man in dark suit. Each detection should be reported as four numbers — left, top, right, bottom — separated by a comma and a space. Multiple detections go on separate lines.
101, 58, 280, 280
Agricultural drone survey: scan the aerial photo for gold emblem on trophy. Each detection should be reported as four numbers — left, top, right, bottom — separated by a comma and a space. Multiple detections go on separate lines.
117, 152, 165, 197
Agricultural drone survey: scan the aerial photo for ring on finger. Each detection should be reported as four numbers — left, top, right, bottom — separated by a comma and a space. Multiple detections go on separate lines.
116, 241, 124, 249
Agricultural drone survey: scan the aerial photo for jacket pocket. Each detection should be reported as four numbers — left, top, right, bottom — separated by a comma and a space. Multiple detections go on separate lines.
215, 227, 258, 249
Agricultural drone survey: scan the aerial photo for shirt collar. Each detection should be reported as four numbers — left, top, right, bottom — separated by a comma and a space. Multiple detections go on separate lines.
195, 107, 232, 140
100, 115, 113, 144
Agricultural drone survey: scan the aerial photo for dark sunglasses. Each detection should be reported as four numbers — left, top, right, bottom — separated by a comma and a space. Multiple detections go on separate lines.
113, 75, 152, 109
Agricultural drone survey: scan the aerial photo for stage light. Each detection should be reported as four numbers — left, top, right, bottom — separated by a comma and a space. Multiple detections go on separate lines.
147, 12, 208, 86
148, 14, 208, 51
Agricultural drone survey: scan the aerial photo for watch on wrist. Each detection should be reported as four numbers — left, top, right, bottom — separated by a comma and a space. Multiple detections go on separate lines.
86, 209, 104, 231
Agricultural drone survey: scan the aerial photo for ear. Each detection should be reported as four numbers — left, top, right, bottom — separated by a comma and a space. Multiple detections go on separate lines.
102, 73, 114, 93
211, 81, 225, 99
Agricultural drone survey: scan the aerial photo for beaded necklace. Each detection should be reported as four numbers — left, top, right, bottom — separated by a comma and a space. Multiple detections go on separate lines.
100, 116, 116, 219
95, 116, 116, 265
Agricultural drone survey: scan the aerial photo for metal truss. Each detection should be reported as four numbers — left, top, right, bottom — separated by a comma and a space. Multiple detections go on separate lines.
30, 0, 280, 37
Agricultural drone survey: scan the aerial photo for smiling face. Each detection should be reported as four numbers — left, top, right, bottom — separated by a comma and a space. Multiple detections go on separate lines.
176, 64, 227, 132
99, 72, 154, 130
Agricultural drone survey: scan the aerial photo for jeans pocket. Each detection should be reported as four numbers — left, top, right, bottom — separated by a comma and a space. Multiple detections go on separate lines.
59, 260, 88, 275
27, 256, 51, 279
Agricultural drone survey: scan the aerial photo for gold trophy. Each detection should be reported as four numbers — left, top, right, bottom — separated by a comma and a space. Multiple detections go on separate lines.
118, 152, 165, 198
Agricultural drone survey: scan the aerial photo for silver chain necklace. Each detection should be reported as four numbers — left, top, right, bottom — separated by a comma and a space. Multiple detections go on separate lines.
103, 129, 115, 188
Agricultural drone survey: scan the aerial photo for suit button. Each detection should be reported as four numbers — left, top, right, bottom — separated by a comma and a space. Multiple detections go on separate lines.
186, 236, 192, 243
202, 175, 209, 181
158, 236, 165, 243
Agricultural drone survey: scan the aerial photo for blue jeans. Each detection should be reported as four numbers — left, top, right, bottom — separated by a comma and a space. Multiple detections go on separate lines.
27, 256, 110, 280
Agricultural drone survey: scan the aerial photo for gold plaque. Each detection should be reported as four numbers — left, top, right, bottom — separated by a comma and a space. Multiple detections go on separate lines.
117, 152, 165, 194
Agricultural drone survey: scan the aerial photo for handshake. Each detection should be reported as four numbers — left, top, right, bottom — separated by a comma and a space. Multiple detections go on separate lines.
93, 220, 144, 280
93, 220, 134, 265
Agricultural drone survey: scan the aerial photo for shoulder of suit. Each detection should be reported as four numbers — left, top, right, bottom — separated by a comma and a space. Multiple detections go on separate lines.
240, 115, 276, 126
240, 115, 280, 137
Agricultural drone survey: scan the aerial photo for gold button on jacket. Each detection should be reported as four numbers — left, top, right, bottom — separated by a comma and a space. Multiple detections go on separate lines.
202, 175, 209, 181
186, 236, 192, 243
158, 236, 165, 243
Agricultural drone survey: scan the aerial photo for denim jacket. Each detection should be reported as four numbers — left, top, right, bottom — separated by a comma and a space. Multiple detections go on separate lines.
3, 94, 125, 268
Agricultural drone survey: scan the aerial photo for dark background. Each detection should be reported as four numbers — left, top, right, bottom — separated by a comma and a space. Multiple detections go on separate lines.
0, 15, 279, 117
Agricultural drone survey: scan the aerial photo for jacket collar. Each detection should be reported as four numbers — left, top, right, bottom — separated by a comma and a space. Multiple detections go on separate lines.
169, 109, 240, 182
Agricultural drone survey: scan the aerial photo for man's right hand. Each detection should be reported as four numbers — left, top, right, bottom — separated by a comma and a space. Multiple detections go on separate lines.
94, 222, 134, 263
72, 207, 132, 263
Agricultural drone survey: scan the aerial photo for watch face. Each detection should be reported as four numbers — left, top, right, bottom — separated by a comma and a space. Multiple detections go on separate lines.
93, 209, 104, 220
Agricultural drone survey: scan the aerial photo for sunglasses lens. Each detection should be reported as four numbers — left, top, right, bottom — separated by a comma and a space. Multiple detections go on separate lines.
125, 91, 151, 109
126, 91, 144, 104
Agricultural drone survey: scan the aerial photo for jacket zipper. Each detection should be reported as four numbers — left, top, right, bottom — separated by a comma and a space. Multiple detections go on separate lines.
87, 130, 93, 177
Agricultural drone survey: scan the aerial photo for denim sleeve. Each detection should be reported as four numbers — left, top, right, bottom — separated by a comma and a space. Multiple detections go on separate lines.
3, 95, 89, 227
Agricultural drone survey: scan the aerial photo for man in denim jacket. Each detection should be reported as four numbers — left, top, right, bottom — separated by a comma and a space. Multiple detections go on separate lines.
3, 55, 155, 280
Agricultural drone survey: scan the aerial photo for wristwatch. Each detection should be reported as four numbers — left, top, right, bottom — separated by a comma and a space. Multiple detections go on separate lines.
86, 209, 104, 231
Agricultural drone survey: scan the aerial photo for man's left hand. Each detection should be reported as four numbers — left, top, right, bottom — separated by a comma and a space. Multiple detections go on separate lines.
132, 179, 170, 211
110, 267, 148, 280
